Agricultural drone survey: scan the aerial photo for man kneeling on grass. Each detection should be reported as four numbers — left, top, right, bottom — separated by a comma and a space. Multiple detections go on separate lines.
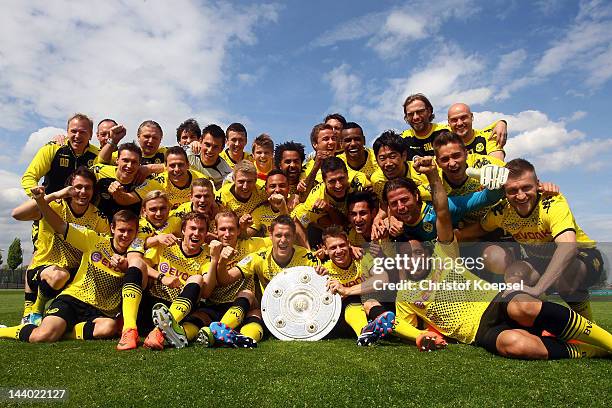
0, 187, 137, 343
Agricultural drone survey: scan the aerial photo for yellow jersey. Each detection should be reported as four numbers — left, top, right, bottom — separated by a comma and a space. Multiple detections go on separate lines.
401, 123, 450, 159
91, 164, 142, 220
481, 193, 595, 259
145, 243, 210, 302
207, 237, 270, 304
250, 203, 284, 237
22, 141, 99, 196
215, 179, 267, 218
370, 161, 430, 202
291, 173, 370, 227
136, 214, 182, 244
236, 245, 320, 293
135, 169, 207, 210
337, 148, 380, 181
464, 122, 504, 156
60, 224, 130, 316
396, 239, 499, 344
219, 149, 254, 169
30, 200, 110, 270
110, 146, 167, 166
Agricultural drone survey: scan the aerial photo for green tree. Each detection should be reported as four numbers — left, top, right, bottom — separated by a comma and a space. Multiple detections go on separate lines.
7, 238, 23, 270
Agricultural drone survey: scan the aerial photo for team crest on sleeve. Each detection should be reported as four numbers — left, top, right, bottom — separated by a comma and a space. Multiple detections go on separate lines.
237, 255, 253, 267
129, 237, 145, 252
71, 223, 87, 232
423, 222, 434, 233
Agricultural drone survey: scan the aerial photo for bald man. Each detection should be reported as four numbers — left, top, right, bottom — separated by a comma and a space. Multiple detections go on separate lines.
447, 103, 506, 161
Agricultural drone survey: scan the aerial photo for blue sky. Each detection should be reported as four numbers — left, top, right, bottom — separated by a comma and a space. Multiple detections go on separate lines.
0, 0, 611, 261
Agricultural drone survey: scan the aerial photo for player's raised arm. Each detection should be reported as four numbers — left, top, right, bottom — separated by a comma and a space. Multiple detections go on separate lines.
201, 240, 222, 298
96, 124, 127, 164
413, 157, 452, 243
30, 186, 68, 236
215, 246, 243, 286
12, 185, 75, 221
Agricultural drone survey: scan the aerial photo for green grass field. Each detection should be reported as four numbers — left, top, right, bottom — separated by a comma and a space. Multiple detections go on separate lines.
0, 289, 610, 407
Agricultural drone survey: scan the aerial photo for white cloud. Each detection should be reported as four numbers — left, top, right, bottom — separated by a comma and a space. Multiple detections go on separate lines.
343, 46, 492, 131
313, 0, 478, 58
495, 1, 612, 100
324, 64, 362, 108
474, 109, 612, 173
19, 127, 66, 164
0, 1, 279, 137
494, 49, 528, 80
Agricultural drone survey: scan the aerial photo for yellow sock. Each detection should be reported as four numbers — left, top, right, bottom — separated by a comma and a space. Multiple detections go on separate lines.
566, 342, 610, 358
567, 300, 593, 321
220, 306, 246, 329
65, 322, 86, 340
23, 300, 34, 318
392, 319, 423, 342
240, 322, 263, 342
31, 292, 48, 315
169, 297, 193, 323
344, 303, 368, 337
0, 324, 24, 340
121, 283, 142, 330
559, 310, 612, 352
183, 322, 200, 341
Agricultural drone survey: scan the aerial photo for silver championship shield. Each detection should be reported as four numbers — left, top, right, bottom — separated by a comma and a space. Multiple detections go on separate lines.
261, 266, 342, 341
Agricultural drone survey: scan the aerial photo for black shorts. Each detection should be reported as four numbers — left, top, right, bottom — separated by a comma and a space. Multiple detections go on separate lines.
525, 247, 605, 290
136, 294, 171, 333
474, 291, 540, 354
195, 301, 233, 323
26, 265, 78, 291
45, 295, 106, 331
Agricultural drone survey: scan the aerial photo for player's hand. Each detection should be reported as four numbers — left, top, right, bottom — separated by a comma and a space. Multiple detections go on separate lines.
162, 275, 181, 289
416, 331, 447, 352
204, 232, 218, 244
412, 156, 437, 176
52, 134, 67, 145
350, 244, 363, 260
314, 245, 326, 260
109, 124, 127, 144
56, 185, 77, 200
538, 182, 560, 196
467, 164, 509, 190
315, 150, 332, 164
326, 279, 347, 296
110, 254, 127, 272
371, 216, 388, 241
239, 214, 253, 230
133, 166, 153, 186
503, 284, 543, 299
189, 140, 202, 154
296, 180, 307, 194
368, 240, 384, 258
107, 181, 124, 195
491, 120, 508, 148
209, 239, 223, 259
268, 193, 286, 209
388, 216, 404, 237
157, 233, 179, 247
313, 199, 331, 213
30, 186, 46, 201
220, 246, 235, 262
315, 265, 328, 276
